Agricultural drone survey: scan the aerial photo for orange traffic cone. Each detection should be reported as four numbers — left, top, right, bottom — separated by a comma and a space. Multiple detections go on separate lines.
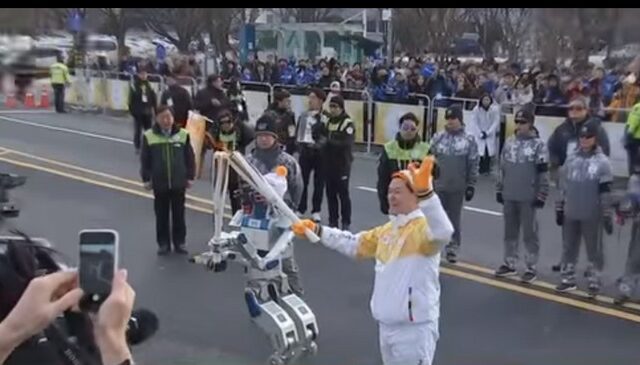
39, 86, 49, 108
5, 93, 17, 108
25, 92, 35, 108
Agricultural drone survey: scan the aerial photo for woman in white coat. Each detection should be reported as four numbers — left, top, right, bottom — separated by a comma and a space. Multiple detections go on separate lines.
470, 93, 501, 175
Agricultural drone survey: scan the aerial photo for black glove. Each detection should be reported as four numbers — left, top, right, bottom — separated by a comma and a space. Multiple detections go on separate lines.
465, 186, 475, 202
481, 131, 488, 139
533, 199, 545, 209
555, 209, 564, 226
603, 215, 613, 235
496, 192, 503, 204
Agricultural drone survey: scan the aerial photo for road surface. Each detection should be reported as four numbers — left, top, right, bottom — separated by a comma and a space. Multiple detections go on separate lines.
1, 109, 639, 365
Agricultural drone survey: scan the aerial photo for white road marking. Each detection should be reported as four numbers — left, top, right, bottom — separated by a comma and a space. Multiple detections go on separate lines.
356, 186, 503, 217
0, 115, 131, 144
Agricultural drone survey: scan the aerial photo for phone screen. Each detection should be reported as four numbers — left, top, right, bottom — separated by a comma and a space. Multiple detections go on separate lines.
79, 230, 117, 309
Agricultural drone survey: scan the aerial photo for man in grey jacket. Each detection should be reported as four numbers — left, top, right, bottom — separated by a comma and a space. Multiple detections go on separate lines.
555, 120, 613, 296
243, 113, 305, 296
430, 105, 479, 263
495, 109, 549, 283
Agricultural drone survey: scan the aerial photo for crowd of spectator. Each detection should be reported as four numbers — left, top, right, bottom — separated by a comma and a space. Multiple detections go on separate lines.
231, 52, 640, 120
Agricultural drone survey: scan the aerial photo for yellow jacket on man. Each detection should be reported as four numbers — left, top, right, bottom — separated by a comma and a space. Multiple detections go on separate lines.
50, 62, 70, 85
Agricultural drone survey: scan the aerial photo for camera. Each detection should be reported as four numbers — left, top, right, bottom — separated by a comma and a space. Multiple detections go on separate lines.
0, 173, 26, 219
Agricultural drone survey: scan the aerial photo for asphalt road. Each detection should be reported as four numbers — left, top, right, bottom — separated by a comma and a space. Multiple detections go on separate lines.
1, 109, 640, 365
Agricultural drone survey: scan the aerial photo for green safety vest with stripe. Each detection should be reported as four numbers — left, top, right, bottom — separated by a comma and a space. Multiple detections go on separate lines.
383, 139, 431, 171
144, 128, 190, 192
218, 131, 237, 151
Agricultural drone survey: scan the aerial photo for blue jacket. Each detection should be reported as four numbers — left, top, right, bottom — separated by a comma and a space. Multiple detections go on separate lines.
278, 66, 296, 85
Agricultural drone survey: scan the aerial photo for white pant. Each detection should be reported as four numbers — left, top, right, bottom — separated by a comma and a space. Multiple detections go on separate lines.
379, 321, 438, 365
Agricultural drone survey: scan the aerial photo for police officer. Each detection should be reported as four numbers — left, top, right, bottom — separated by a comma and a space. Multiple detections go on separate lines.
266, 89, 297, 155
211, 106, 255, 213
614, 170, 640, 305
141, 106, 196, 255
129, 66, 157, 154
295, 88, 330, 222
377, 112, 430, 215
495, 109, 549, 283
160, 74, 193, 128
324, 95, 355, 230
49, 54, 70, 113
245, 113, 305, 296
430, 105, 479, 263
555, 120, 613, 296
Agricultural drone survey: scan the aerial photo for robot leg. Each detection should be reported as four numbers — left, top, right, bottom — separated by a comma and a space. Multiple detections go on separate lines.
278, 293, 319, 358
243, 288, 300, 365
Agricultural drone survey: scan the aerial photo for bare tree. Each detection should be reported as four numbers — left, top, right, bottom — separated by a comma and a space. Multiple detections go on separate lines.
462, 8, 503, 59
99, 8, 135, 58
394, 8, 465, 59
200, 8, 243, 58
276, 8, 336, 23
498, 8, 532, 61
143, 8, 207, 52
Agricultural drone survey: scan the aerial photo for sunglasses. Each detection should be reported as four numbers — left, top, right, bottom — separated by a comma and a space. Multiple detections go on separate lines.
400, 122, 418, 132
569, 106, 586, 111
515, 120, 530, 124
579, 134, 595, 139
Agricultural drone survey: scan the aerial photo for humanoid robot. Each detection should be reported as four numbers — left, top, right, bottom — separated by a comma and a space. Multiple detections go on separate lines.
190, 151, 319, 365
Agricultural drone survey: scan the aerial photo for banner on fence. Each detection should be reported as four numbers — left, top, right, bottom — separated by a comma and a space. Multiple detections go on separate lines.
374, 102, 426, 145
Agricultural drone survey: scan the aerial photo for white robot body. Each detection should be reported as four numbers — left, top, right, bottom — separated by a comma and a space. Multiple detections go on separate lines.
192, 152, 319, 365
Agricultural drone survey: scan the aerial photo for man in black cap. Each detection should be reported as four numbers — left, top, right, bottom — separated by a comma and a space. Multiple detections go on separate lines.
243, 113, 305, 296
429, 105, 479, 263
160, 74, 192, 129
547, 96, 610, 272
324, 95, 355, 230
266, 88, 297, 155
555, 119, 613, 296
494, 109, 549, 283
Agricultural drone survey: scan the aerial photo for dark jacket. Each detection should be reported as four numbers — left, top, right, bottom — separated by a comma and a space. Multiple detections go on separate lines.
324, 112, 355, 175
193, 86, 229, 122
547, 117, 610, 169
377, 134, 430, 214
266, 103, 297, 155
317, 75, 335, 89
213, 122, 255, 155
141, 124, 196, 192
160, 85, 192, 125
128, 75, 157, 117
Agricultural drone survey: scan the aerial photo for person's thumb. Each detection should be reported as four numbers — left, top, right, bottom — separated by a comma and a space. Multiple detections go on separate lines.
111, 269, 128, 293
51, 288, 83, 314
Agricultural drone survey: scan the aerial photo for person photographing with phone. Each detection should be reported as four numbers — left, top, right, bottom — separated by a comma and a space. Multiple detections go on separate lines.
292, 156, 453, 365
0, 269, 136, 365
141, 105, 196, 255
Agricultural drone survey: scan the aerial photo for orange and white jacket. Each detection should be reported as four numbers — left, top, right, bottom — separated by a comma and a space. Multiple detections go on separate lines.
320, 194, 454, 326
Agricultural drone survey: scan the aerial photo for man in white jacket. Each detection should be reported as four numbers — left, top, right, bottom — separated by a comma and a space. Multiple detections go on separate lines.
470, 93, 501, 175
292, 156, 454, 365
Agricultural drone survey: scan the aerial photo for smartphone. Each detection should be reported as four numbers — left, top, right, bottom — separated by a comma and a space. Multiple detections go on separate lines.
78, 229, 119, 312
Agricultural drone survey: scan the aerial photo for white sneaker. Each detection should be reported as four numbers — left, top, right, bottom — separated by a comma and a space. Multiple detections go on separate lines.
311, 212, 321, 222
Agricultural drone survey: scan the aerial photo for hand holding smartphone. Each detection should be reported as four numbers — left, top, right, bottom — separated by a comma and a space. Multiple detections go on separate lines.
78, 229, 119, 312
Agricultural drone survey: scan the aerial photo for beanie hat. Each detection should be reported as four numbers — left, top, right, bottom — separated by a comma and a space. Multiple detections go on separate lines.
329, 95, 344, 109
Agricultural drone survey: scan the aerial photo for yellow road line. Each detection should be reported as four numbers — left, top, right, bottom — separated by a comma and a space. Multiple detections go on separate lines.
0, 155, 231, 219
2, 152, 640, 322
0, 147, 218, 207
441, 267, 640, 323
452, 261, 640, 312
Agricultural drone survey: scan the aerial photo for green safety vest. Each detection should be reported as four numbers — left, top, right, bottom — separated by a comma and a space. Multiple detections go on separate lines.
50, 62, 69, 85
626, 102, 640, 139
384, 139, 430, 170
145, 129, 189, 189
219, 131, 237, 151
